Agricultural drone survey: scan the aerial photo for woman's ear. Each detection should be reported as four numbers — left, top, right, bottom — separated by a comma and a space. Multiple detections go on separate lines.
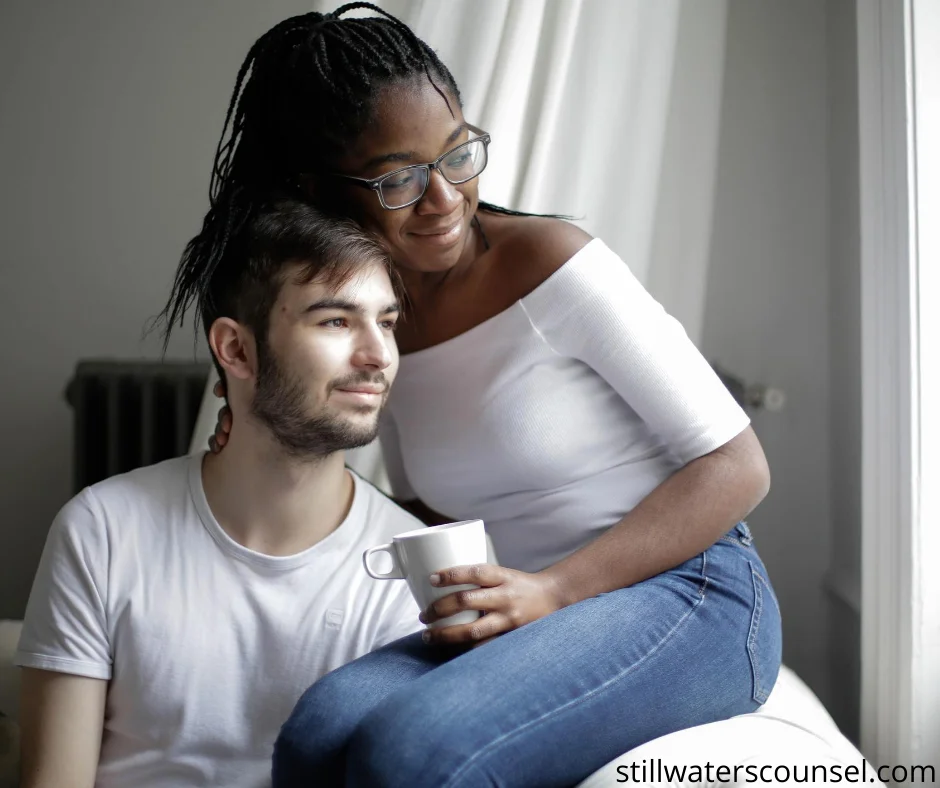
208, 318, 257, 382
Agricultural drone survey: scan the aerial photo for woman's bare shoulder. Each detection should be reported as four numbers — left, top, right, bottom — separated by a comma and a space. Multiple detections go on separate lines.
479, 212, 594, 295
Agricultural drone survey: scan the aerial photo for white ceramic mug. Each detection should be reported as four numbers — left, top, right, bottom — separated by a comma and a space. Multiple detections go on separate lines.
362, 519, 488, 629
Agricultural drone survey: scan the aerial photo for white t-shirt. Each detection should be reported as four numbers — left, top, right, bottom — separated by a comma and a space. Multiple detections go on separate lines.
381, 238, 750, 573
15, 453, 422, 788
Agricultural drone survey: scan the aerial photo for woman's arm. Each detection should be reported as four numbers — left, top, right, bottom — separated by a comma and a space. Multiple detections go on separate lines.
542, 425, 769, 606
422, 224, 769, 642
517, 229, 765, 598
422, 427, 768, 643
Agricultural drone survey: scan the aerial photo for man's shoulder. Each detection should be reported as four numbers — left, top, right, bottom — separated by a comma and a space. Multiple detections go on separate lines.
350, 473, 425, 538
38, 458, 196, 592
64, 455, 194, 529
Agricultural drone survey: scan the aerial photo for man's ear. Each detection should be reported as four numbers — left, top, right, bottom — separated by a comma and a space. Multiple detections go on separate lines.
208, 318, 257, 382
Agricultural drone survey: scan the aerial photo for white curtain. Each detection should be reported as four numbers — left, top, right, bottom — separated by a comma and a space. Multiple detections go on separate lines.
192, 0, 730, 487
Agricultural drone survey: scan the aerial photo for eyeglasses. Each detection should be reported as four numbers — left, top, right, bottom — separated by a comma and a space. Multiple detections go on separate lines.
332, 124, 491, 210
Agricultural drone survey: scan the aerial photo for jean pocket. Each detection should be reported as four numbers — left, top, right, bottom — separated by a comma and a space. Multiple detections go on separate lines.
746, 561, 782, 704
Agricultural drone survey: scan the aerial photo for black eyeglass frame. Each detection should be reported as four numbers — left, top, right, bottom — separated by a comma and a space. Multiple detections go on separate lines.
331, 123, 491, 210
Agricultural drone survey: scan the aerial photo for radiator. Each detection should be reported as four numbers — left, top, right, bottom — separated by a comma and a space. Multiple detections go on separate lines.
65, 361, 209, 494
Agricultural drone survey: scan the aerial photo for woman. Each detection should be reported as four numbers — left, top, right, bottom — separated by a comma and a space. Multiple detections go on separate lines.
168, 5, 782, 786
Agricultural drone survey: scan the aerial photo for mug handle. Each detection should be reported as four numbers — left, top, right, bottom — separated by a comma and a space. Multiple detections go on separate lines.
363, 544, 406, 579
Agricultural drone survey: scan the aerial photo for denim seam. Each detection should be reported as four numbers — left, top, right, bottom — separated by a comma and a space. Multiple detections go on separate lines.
747, 565, 768, 703
441, 556, 710, 788
754, 570, 781, 617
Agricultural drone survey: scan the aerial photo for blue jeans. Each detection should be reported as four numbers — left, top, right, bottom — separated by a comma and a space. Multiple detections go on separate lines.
272, 522, 782, 788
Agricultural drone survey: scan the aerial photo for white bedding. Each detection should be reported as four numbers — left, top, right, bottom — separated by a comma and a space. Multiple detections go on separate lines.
577, 665, 879, 787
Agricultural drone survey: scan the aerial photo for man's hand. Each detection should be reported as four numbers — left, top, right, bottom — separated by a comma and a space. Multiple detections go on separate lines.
418, 565, 567, 647
208, 379, 232, 454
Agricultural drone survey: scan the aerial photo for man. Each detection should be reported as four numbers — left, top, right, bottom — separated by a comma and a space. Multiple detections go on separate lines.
15, 197, 424, 788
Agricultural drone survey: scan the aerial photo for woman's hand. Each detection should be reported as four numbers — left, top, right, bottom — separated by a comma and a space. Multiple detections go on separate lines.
419, 565, 567, 647
208, 380, 233, 454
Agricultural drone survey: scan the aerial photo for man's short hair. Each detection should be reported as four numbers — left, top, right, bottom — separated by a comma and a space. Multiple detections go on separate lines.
200, 195, 396, 383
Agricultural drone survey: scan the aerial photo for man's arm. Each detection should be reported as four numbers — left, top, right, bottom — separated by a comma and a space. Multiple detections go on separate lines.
19, 668, 107, 788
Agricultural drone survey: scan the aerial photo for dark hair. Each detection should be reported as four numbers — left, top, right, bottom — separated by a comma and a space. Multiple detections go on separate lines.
157, 2, 546, 350
200, 193, 394, 384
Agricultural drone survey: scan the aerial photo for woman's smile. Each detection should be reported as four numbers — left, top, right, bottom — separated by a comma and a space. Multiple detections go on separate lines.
408, 216, 465, 247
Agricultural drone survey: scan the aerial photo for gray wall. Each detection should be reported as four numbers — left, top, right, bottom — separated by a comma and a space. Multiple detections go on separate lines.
825, 0, 862, 743
0, 0, 311, 619
702, 0, 834, 706
702, 1, 863, 728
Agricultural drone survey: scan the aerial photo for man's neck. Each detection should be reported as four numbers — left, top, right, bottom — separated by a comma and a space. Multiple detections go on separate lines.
200, 422, 354, 557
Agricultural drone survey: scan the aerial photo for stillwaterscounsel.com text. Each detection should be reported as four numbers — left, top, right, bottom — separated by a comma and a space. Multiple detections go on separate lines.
615, 758, 936, 784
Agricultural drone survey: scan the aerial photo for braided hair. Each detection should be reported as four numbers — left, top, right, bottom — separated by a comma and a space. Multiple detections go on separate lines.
158, 3, 549, 351
158, 3, 488, 349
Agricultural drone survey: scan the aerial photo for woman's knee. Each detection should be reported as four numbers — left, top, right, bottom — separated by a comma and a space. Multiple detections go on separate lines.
275, 664, 392, 786
346, 688, 478, 786
272, 672, 352, 778
274, 636, 442, 784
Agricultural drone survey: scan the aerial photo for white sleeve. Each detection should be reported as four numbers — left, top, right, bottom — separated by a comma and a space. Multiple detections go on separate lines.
522, 240, 750, 465
378, 412, 417, 501
14, 489, 112, 679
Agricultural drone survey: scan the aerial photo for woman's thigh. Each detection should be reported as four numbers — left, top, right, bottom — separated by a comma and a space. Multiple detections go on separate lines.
348, 524, 782, 788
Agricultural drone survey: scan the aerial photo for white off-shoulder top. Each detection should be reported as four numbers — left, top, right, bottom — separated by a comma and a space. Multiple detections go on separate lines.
380, 239, 749, 573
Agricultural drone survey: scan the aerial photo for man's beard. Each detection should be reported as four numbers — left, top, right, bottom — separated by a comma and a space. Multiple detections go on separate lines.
250, 343, 387, 461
